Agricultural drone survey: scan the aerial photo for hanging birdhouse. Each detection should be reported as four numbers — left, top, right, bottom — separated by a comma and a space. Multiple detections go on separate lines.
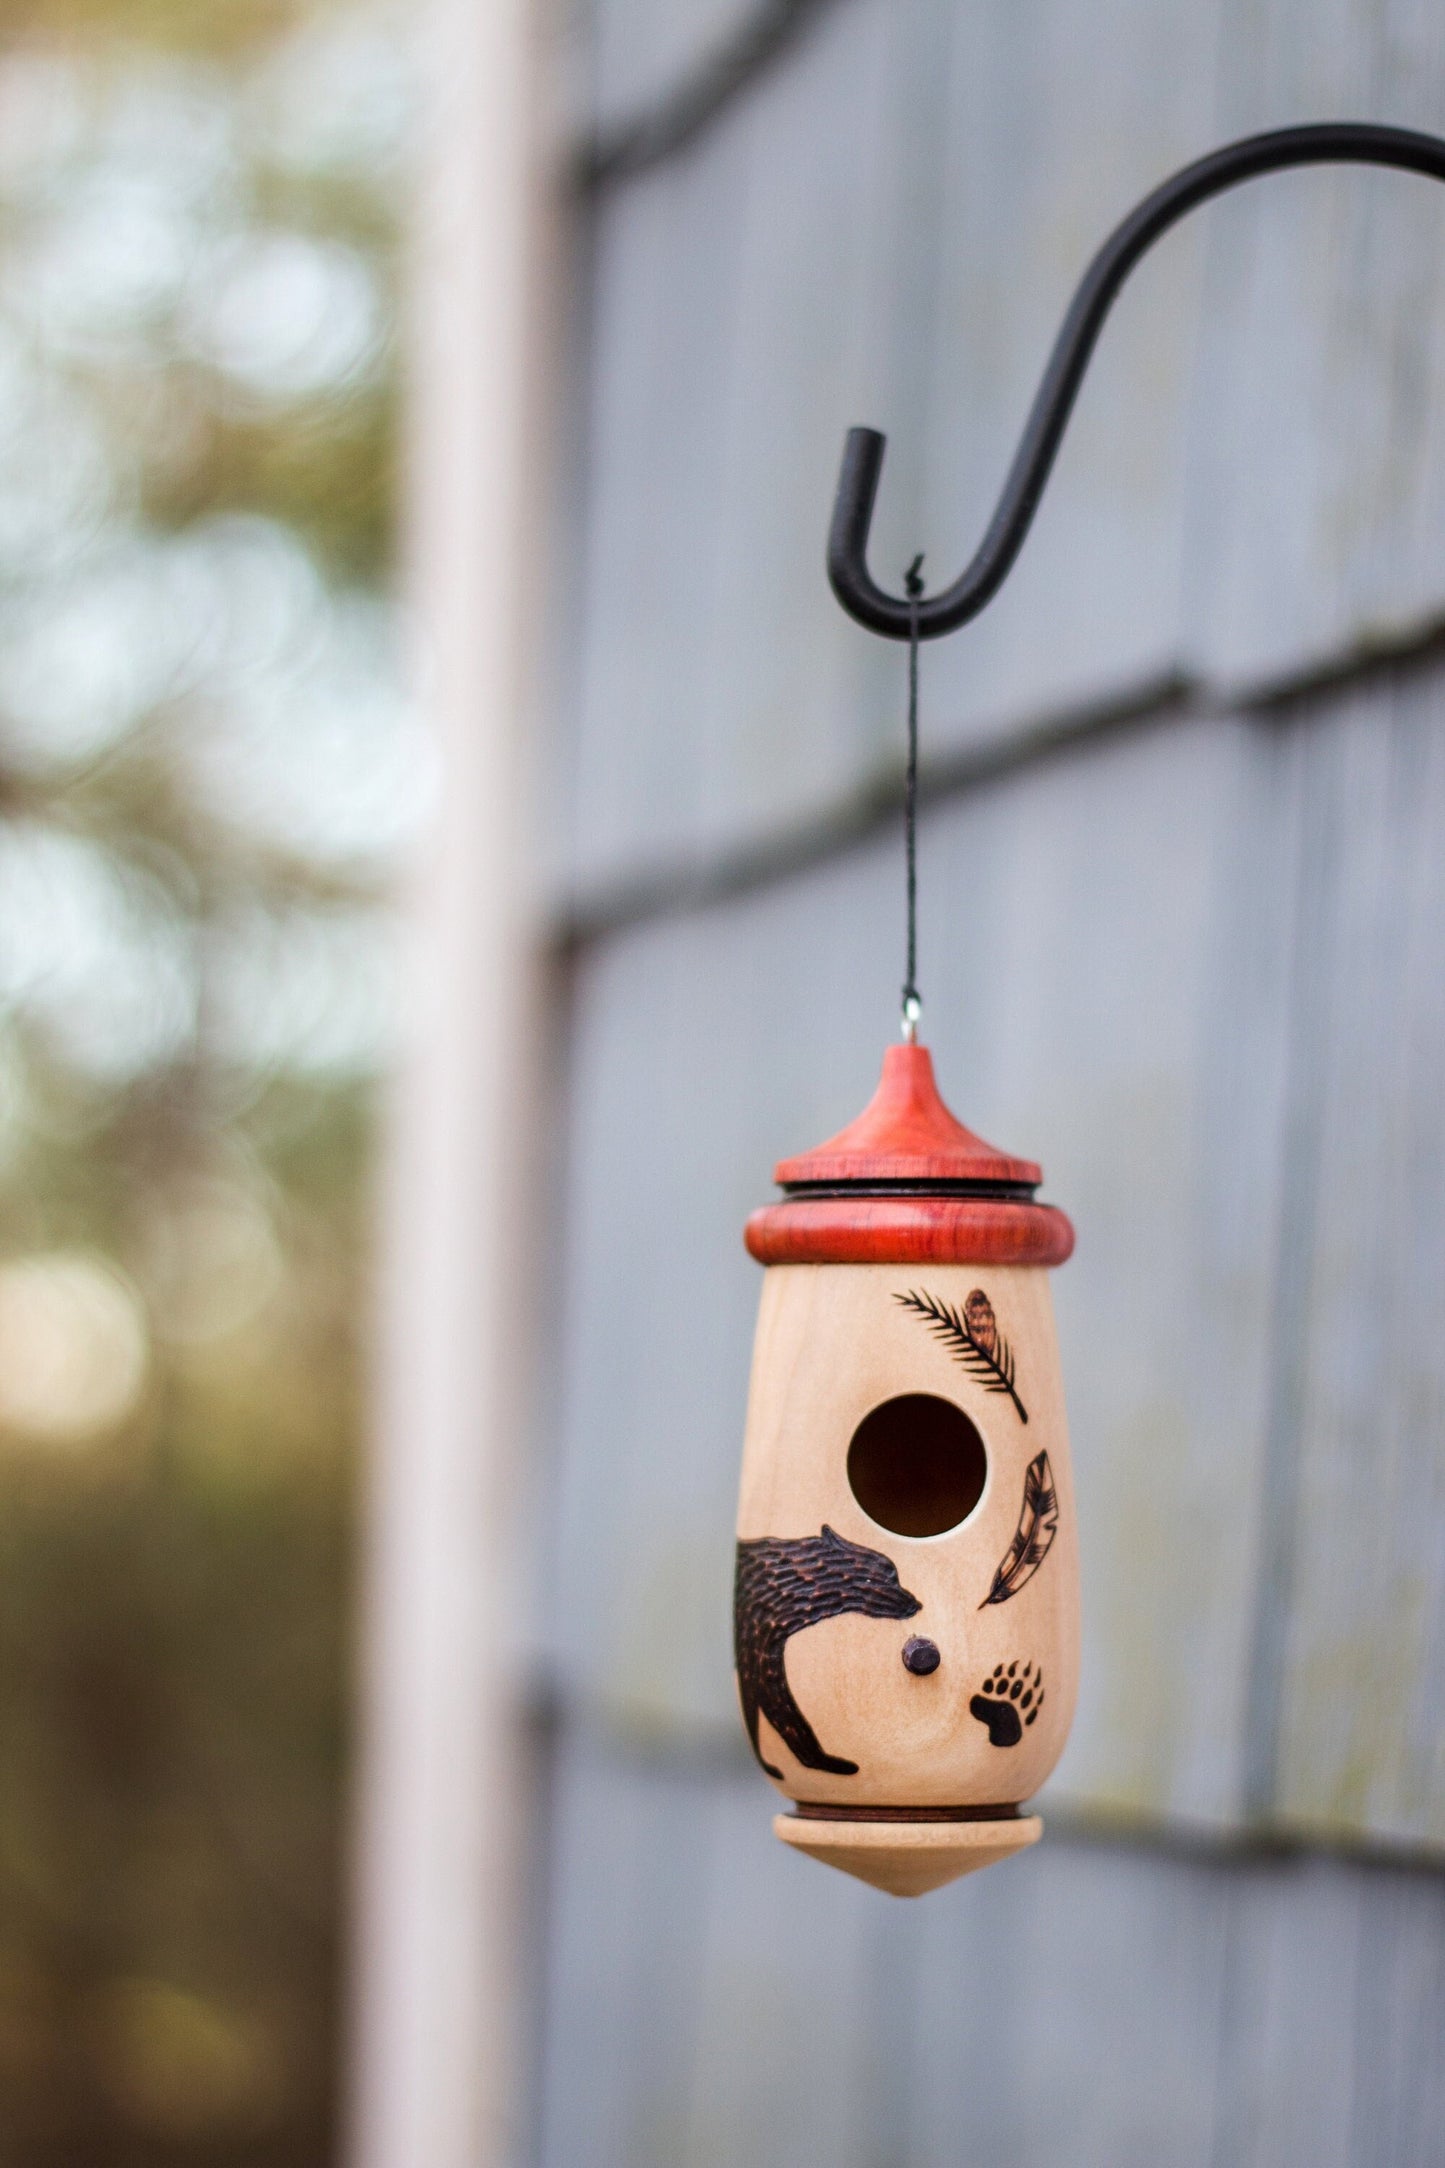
735, 1042, 1076, 1896
725, 118, 1445, 1898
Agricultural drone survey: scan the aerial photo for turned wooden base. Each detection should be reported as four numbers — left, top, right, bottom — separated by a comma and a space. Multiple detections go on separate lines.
773, 1811, 1043, 1897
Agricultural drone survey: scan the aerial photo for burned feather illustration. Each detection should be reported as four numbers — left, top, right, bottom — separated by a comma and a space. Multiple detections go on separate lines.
980, 1450, 1059, 1607
895, 1286, 1028, 1423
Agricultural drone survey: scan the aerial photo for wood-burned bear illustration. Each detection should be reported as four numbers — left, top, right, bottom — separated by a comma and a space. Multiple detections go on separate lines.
734, 1525, 921, 1777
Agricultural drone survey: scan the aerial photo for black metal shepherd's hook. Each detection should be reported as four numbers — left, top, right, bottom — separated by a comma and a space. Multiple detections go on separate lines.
827, 122, 1445, 642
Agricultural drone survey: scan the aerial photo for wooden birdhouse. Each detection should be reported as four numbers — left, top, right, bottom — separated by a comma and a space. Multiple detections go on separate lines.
735, 1041, 1077, 1896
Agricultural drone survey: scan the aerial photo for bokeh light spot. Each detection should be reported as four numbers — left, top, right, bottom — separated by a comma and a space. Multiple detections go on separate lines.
0, 1251, 148, 1443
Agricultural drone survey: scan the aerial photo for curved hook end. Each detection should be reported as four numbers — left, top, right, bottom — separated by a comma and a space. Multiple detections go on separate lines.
827, 427, 913, 638
825, 126, 1445, 648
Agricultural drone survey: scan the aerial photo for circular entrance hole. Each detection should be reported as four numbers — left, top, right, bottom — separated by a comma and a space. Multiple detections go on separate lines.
846, 1394, 987, 1538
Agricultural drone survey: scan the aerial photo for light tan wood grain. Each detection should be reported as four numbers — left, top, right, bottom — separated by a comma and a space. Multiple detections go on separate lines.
773, 1811, 1043, 1897
737, 1263, 1078, 1845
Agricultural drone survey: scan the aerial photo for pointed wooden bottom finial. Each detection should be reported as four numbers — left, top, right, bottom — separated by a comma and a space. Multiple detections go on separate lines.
773, 1812, 1042, 1897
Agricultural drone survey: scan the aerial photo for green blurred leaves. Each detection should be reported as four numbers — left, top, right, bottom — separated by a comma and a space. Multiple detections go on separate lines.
0, 2, 407, 2160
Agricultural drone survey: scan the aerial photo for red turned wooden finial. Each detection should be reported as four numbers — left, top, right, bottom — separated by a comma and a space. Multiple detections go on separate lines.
745, 1043, 1073, 1268
774, 1042, 1041, 1188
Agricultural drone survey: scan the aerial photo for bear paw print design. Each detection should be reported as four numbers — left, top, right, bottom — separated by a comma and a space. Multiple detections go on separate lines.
969, 1661, 1044, 1747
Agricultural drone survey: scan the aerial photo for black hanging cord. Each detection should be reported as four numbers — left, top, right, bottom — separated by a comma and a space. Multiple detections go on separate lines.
901, 554, 924, 1039
826, 122, 1445, 641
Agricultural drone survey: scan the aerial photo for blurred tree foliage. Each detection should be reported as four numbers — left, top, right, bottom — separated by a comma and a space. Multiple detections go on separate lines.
0, 1, 411, 2160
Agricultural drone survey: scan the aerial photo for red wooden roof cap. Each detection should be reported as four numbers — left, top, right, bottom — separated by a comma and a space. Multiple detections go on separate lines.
772, 1043, 1041, 1188
746, 1043, 1073, 1268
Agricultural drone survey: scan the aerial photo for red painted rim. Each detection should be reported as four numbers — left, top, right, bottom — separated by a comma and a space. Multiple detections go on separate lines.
745, 1195, 1074, 1267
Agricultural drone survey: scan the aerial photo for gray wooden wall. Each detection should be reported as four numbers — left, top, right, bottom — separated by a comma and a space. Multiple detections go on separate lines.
528, 2, 1445, 2158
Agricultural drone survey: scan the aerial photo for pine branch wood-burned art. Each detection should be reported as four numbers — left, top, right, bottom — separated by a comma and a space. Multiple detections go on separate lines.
895, 1287, 1028, 1423
980, 1450, 1059, 1607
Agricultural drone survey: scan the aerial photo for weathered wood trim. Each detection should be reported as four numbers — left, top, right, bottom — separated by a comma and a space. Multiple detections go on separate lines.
345, 0, 559, 2161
